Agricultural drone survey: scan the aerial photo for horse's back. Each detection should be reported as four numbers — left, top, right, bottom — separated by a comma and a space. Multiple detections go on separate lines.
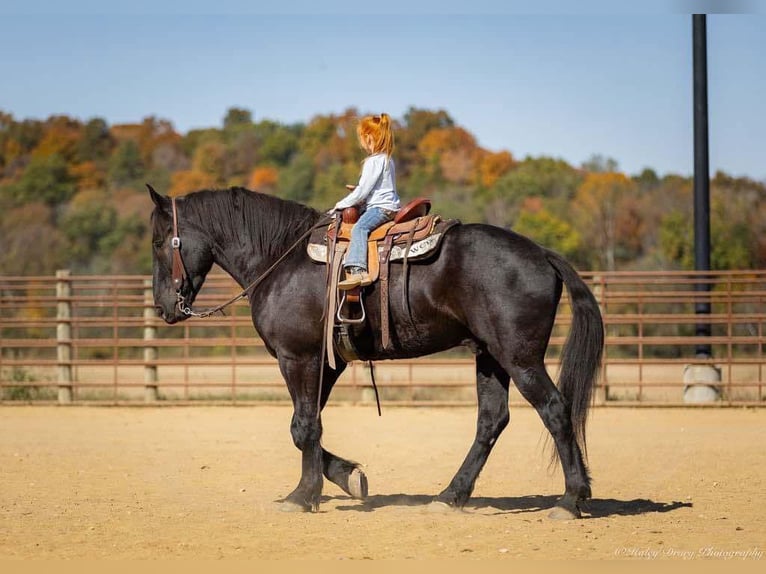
432, 223, 561, 298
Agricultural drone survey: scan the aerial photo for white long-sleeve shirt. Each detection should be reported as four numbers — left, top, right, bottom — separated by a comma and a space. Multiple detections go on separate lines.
334, 153, 401, 212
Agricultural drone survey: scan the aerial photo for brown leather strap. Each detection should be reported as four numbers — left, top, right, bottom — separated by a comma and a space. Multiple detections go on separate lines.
171, 197, 187, 292
401, 223, 418, 324
325, 243, 347, 370
379, 234, 394, 350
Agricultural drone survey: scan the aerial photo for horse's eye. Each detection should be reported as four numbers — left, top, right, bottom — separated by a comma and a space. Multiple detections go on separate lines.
153, 239, 165, 249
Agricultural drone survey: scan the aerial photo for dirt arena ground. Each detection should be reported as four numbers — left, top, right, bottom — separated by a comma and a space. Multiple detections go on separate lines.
0, 405, 764, 561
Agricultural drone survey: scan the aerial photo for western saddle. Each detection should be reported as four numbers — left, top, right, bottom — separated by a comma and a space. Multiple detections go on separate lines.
307, 197, 459, 366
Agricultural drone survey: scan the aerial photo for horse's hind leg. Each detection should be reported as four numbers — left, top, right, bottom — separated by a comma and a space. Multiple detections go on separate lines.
433, 351, 510, 509
508, 363, 591, 519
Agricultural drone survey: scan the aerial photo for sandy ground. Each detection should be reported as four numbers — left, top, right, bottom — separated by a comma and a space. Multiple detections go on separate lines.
0, 405, 764, 561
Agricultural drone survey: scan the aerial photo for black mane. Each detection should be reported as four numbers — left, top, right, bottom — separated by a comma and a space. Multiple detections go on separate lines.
180, 187, 321, 261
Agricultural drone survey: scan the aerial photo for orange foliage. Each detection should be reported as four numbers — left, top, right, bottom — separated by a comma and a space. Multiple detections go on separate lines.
3, 138, 23, 164
248, 166, 279, 191
69, 161, 105, 191
111, 117, 181, 165
521, 196, 544, 213
31, 116, 80, 160
169, 170, 218, 197
477, 150, 515, 188
575, 172, 635, 213
418, 127, 477, 158
417, 127, 480, 184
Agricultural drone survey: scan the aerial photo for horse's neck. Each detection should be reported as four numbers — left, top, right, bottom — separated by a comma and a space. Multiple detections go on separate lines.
208, 202, 317, 289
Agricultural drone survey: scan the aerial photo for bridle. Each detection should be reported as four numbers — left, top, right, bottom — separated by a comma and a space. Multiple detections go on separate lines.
168, 196, 332, 318
167, 197, 379, 418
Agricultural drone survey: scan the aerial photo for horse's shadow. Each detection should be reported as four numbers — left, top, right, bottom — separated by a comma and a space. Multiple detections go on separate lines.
326, 493, 692, 518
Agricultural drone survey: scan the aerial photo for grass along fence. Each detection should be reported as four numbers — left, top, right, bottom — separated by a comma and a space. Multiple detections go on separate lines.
1, 269, 764, 405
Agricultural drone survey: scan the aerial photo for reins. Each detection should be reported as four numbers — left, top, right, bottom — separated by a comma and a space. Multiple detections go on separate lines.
169, 197, 381, 418
171, 196, 332, 318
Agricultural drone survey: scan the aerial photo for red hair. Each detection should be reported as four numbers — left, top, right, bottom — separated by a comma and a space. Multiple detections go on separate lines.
356, 113, 394, 157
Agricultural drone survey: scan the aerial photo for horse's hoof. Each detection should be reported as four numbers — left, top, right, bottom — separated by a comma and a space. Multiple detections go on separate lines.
348, 468, 368, 500
427, 500, 457, 513
279, 500, 311, 513
548, 505, 581, 520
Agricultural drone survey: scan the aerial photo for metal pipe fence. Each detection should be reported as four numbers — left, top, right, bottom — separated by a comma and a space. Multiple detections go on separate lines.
1, 269, 764, 405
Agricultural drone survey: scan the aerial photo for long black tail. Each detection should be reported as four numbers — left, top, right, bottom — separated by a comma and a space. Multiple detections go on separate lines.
545, 250, 604, 459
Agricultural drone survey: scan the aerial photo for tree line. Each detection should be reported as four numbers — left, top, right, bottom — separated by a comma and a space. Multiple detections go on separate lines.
0, 106, 763, 276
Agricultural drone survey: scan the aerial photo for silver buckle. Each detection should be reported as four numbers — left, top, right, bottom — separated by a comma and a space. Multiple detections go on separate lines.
171, 237, 181, 249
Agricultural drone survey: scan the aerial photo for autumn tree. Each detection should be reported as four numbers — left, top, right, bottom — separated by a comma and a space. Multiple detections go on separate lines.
248, 166, 279, 193
397, 107, 454, 178
573, 171, 637, 271
0, 202, 66, 274
514, 201, 583, 263
482, 157, 582, 228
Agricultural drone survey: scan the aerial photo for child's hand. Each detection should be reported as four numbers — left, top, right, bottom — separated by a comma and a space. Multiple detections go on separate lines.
345, 184, 356, 191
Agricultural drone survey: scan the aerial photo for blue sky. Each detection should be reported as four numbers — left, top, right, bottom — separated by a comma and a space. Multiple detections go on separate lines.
1, 2, 764, 180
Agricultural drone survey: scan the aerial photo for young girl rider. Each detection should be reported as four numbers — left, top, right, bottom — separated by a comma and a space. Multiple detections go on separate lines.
333, 113, 401, 290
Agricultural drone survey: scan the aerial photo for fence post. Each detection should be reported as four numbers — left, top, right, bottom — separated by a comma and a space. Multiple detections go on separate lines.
56, 270, 73, 404
143, 279, 159, 402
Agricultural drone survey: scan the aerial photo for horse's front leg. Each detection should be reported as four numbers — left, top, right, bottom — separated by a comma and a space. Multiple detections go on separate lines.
279, 354, 326, 512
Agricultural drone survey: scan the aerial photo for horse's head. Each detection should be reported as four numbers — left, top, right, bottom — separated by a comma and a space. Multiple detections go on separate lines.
148, 185, 214, 324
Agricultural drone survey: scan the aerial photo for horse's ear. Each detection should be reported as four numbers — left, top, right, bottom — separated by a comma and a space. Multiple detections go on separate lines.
147, 183, 170, 211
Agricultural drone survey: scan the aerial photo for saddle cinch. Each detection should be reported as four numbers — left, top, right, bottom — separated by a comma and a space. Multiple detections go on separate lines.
307, 198, 459, 364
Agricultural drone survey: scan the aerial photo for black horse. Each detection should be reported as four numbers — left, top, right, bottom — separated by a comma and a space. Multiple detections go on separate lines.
149, 185, 604, 518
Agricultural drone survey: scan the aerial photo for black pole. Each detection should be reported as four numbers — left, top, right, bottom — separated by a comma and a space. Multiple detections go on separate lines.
693, 14, 712, 358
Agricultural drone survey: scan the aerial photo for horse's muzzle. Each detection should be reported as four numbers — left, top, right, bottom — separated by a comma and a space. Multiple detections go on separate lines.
155, 305, 181, 324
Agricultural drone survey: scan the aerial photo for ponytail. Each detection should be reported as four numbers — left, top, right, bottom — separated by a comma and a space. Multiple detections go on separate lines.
357, 113, 395, 157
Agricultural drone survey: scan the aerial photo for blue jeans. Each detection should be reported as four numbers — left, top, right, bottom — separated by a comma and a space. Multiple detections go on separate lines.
344, 207, 393, 270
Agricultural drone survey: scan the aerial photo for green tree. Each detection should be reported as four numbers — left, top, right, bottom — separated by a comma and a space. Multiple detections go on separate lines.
223, 107, 253, 130
10, 153, 76, 206
60, 190, 119, 270
481, 157, 582, 227
108, 141, 145, 189
76, 117, 114, 163
514, 207, 583, 262
256, 121, 301, 166
278, 153, 314, 202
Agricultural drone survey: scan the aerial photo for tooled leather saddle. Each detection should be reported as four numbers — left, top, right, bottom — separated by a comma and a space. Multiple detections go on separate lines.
307, 198, 459, 363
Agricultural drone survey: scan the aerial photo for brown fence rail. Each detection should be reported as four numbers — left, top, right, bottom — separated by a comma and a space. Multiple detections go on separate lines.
1, 269, 764, 405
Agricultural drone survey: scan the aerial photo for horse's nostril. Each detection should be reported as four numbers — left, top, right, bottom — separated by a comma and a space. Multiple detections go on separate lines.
154, 305, 165, 318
